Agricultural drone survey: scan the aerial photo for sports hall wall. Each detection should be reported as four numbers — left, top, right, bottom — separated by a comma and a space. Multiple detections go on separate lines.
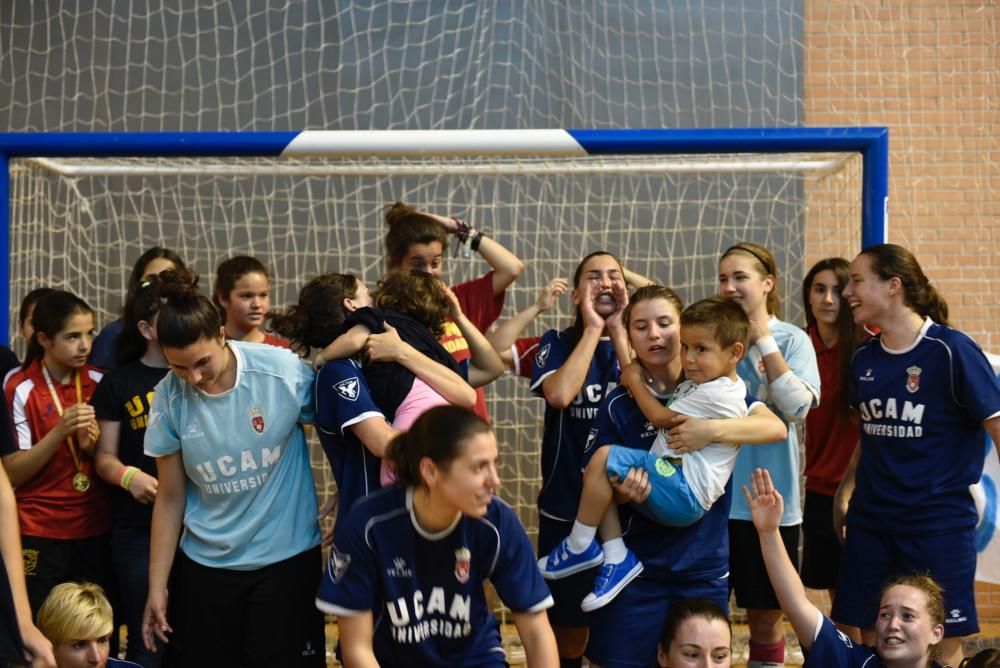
802, 1, 999, 622
2, 1, 997, 623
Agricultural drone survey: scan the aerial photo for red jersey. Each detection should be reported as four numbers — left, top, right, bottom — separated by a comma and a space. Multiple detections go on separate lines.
3, 359, 111, 538
262, 332, 291, 349
444, 272, 506, 420
803, 326, 860, 496
511, 336, 542, 380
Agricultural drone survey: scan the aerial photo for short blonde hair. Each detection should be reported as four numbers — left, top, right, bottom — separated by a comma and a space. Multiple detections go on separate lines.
36, 582, 113, 645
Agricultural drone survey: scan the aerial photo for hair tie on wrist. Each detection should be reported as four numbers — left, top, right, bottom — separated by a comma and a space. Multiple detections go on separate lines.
470, 231, 484, 252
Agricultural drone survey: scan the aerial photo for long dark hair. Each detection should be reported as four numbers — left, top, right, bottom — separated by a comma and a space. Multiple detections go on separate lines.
721, 242, 781, 317
802, 257, 864, 418
117, 268, 200, 365
269, 273, 360, 356
18, 287, 55, 330
859, 244, 950, 326
566, 251, 625, 347
156, 281, 222, 350
385, 406, 492, 489
383, 201, 450, 270
23, 291, 94, 368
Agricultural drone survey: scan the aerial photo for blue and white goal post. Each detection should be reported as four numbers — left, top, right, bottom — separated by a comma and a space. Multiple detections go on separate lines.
0, 126, 888, 346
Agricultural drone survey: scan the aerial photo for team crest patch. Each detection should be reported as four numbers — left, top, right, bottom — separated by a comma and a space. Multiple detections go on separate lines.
249, 407, 265, 434
22, 549, 38, 575
905, 365, 922, 394
334, 377, 360, 401
654, 458, 677, 478
454, 547, 471, 584
330, 545, 351, 583
535, 343, 551, 369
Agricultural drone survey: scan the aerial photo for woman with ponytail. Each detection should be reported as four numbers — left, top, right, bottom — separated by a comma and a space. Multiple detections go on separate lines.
832, 243, 1000, 666
91, 269, 196, 668
140, 279, 324, 667
317, 405, 558, 667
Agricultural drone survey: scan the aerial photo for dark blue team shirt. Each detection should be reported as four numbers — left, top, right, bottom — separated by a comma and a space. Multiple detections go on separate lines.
591, 384, 734, 582
804, 613, 944, 668
849, 319, 1000, 534
317, 486, 552, 667
530, 329, 621, 521
313, 359, 384, 524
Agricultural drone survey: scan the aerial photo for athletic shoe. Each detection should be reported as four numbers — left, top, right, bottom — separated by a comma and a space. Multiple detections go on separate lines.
580, 550, 644, 612
537, 538, 603, 580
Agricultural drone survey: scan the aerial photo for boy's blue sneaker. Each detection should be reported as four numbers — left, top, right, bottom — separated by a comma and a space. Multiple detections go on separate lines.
537, 538, 603, 580
580, 549, 644, 612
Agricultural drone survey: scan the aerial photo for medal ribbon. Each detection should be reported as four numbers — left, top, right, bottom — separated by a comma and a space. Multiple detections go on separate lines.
41, 365, 85, 480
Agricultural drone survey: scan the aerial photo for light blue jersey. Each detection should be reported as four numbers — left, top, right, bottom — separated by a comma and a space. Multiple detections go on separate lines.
145, 341, 321, 570
729, 318, 820, 525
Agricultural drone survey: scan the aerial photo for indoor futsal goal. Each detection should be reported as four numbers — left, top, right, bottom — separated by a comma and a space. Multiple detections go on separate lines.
0, 127, 888, 546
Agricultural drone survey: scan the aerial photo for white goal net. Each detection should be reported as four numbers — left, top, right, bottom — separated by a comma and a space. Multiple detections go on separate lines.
8, 150, 864, 546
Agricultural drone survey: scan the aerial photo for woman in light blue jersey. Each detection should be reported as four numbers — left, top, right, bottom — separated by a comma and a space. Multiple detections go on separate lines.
718, 242, 820, 668
140, 279, 324, 668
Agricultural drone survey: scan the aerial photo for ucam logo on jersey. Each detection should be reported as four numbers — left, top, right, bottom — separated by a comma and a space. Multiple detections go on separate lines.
334, 377, 359, 401
454, 547, 471, 584
905, 365, 922, 394
249, 406, 265, 433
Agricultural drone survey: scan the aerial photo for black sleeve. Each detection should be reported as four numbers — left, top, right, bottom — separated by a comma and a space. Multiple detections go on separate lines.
0, 347, 18, 382
342, 307, 387, 336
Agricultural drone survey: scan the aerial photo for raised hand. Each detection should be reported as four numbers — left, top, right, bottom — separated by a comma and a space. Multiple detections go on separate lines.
742, 468, 783, 534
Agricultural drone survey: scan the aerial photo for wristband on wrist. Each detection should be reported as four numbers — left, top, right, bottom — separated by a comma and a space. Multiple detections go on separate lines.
452, 218, 473, 244
756, 335, 779, 357
120, 466, 139, 490
469, 231, 484, 252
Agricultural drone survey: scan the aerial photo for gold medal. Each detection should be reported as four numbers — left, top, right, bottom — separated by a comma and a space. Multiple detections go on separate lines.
72, 472, 90, 493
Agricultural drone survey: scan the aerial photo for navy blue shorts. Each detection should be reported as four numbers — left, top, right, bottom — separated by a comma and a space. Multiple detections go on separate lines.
831, 524, 978, 637
537, 514, 595, 629
585, 574, 729, 667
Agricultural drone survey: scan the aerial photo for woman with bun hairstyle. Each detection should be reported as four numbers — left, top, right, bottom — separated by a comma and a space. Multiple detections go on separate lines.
91, 268, 197, 668
316, 405, 558, 667
90, 247, 188, 370
141, 279, 324, 667
383, 202, 517, 418
833, 244, 1000, 666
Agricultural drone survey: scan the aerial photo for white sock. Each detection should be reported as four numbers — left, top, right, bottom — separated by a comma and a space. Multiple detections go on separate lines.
602, 537, 628, 565
566, 520, 597, 553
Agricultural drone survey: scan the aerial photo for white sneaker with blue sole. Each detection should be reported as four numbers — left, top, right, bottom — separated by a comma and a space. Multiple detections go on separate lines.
580, 549, 644, 611
537, 537, 603, 580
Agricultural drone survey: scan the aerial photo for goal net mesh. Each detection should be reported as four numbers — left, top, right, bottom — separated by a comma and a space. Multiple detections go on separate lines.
9, 151, 862, 544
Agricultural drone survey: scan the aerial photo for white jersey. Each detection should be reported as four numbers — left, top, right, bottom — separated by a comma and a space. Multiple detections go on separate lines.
649, 376, 748, 510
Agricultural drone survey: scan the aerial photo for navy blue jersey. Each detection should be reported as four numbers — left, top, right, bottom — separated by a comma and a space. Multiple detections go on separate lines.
317, 486, 552, 667
530, 329, 621, 521
804, 612, 944, 668
591, 384, 732, 582
314, 359, 384, 523
849, 319, 1000, 534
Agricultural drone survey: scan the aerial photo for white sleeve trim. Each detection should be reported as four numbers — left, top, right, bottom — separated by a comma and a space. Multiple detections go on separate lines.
812, 608, 824, 643
528, 369, 556, 393
339, 411, 386, 435
510, 344, 522, 377
769, 370, 819, 422
315, 598, 370, 617
522, 595, 555, 614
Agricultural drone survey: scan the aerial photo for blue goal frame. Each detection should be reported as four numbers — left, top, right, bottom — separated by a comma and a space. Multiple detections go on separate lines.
0, 127, 888, 342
